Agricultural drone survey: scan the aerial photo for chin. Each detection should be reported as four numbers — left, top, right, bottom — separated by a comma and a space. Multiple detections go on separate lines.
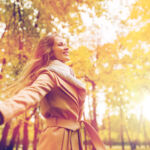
63, 57, 70, 63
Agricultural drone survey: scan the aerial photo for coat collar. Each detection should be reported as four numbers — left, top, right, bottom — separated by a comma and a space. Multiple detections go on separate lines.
47, 60, 86, 91
46, 60, 86, 103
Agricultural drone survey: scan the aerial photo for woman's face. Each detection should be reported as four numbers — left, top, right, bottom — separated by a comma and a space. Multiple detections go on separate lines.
52, 36, 70, 62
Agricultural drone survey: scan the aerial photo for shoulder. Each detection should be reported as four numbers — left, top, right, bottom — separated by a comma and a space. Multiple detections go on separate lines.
36, 67, 57, 82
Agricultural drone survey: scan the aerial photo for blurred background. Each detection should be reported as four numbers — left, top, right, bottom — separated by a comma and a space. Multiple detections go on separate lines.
0, 0, 150, 150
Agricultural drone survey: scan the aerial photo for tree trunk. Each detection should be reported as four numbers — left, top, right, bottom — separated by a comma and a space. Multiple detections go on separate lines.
120, 107, 124, 150
7, 122, 21, 150
22, 108, 37, 150
108, 111, 112, 148
33, 112, 39, 150
22, 121, 29, 150
143, 118, 149, 148
124, 124, 136, 150
84, 76, 98, 150
91, 90, 97, 150
15, 132, 20, 150
92, 96, 98, 131
0, 122, 10, 150
83, 113, 88, 150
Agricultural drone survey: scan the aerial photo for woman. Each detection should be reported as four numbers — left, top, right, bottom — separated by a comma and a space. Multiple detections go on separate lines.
0, 34, 105, 150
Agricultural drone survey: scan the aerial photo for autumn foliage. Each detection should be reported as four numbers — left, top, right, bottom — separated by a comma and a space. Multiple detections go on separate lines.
0, 0, 150, 149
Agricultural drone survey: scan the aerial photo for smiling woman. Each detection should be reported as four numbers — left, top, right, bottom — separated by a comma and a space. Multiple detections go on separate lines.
0, 33, 105, 150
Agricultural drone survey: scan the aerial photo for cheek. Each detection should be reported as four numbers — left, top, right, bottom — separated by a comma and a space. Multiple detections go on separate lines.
53, 47, 62, 58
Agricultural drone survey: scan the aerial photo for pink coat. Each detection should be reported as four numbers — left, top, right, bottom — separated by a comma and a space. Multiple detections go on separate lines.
0, 66, 105, 150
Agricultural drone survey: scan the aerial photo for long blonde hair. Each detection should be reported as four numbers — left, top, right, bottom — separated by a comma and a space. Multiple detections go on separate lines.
4, 33, 57, 98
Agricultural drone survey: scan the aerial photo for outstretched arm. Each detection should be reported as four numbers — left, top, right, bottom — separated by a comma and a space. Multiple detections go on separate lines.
0, 70, 55, 125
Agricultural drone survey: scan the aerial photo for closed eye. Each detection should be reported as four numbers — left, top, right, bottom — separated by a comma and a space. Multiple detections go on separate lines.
58, 42, 63, 46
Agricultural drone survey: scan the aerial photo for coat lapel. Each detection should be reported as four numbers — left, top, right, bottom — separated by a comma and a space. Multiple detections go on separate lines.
54, 74, 79, 105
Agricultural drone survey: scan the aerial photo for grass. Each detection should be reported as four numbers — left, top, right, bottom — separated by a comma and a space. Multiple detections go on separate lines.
106, 145, 150, 150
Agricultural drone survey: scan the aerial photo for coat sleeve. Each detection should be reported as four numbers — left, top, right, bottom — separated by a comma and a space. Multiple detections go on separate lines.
0, 70, 56, 125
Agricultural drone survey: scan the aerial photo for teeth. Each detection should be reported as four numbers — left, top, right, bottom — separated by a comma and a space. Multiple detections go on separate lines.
64, 52, 68, 55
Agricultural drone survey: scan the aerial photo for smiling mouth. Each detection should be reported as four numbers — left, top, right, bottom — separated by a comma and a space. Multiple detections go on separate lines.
63, 51, 69, 55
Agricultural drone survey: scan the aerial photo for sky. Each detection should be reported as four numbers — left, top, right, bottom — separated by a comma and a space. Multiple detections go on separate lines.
48, 0, 136, 50
70, 0, 137, 49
